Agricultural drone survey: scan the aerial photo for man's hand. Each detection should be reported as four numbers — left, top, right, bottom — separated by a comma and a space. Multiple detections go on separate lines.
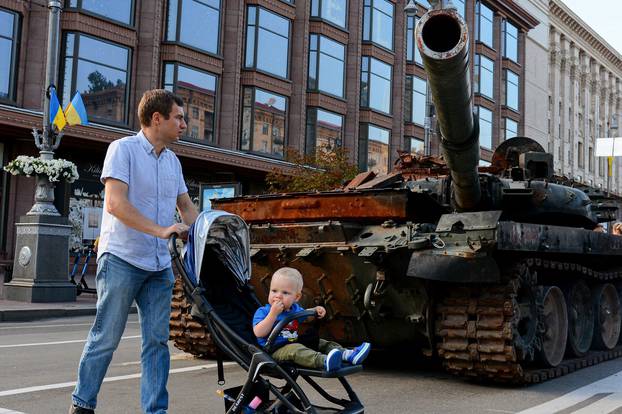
160, 223, 190, 240
314, 306, 326, 319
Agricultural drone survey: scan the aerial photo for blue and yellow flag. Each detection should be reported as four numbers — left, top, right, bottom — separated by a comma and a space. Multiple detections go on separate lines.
49, 88, 67, 132
64, 92, 89, 127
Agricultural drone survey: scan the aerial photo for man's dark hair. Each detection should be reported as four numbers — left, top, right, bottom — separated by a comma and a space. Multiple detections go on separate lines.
138, 89, 184, 127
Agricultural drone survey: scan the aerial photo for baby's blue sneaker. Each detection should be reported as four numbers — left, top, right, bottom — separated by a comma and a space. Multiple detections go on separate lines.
324, 348, 342, 371
346, 342, 371, 365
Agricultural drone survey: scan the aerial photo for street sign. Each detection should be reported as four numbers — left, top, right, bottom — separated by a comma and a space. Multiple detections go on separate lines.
595, 137, 622, 157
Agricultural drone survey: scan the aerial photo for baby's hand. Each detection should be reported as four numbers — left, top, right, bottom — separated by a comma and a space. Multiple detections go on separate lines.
270, 300, 285, 316
315, 306, 326, 319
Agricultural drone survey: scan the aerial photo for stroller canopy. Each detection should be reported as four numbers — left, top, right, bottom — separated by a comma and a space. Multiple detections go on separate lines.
184, 210, 251, 287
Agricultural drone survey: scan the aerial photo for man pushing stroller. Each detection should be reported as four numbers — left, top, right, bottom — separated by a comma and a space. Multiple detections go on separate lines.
253, 267, 371, 372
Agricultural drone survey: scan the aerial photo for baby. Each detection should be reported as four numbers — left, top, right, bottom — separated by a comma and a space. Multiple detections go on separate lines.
253, 267, 370, 371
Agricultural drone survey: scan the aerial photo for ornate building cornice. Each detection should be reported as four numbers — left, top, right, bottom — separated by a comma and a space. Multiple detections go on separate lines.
550, 0, 622, 74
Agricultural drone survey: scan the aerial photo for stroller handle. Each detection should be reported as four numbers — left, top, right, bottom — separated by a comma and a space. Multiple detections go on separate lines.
168, 233, 181, 259
264, 309, 318, 353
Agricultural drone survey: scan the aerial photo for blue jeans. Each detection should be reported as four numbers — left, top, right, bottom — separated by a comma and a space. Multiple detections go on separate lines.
72, 253, 174, 413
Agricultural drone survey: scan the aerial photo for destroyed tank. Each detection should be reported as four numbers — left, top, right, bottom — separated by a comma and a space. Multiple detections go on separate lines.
170, 6, 622, 383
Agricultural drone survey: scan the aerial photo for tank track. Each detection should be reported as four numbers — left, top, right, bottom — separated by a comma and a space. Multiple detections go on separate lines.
436, 258, 622, 384
169, 276, 218, 358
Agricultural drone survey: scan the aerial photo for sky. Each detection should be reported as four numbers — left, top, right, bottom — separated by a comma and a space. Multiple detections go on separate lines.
559, 0, 622, 55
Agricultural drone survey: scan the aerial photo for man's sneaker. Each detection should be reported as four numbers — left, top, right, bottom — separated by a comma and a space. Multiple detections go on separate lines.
68, 404, 95, 414
324, 348, 342, 371
347, 342, 371, 365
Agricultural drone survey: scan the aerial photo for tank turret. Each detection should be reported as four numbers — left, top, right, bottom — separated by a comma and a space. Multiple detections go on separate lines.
416, 7, 480, 209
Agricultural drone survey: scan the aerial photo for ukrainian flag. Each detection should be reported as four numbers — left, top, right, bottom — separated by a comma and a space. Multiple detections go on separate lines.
49, 88, 67, 132
64, 92, 89, 126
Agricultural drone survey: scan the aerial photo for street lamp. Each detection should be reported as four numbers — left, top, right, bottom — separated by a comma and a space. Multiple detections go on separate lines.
404, 0, 417, 16
3, 0, 75, 303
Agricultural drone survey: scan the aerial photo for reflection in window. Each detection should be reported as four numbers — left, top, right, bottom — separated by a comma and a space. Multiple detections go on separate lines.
362, 0, 394, 50
245, 6, 291, 79
163, 63, 217, 145
475, 54, 494, 99
405, 76, 426, 126
406, 16, 422, 65
503, 21, 518, 62
478, 106, 493, 149
310, 0, 347, 28
409, 137, 424, 154
0, 8, 19, 102
453, 0, 465, 17
62, 33, 130, 125
167, 0, 221, 54
476, 2, 493, 48
359, 124, 390, 174
360, 56, 392, 114
241, 87, 287, 158
504, 118, 518, 140
308, 34, 345, 98
506, 70, 519, 111
68, 0, 134, 25
306, 108, 343, 155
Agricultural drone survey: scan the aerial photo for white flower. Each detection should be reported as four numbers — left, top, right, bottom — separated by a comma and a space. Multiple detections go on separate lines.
3, 155, 79, 183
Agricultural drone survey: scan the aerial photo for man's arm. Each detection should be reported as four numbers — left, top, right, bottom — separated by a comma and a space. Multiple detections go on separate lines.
176, 192, 199, 226
105, 178, 189, 239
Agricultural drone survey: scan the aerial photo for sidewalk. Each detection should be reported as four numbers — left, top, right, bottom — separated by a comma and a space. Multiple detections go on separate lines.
0, 275, 134, 322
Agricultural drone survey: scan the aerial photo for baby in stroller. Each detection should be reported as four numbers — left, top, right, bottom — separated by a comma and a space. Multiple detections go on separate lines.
253, 267, 371, 372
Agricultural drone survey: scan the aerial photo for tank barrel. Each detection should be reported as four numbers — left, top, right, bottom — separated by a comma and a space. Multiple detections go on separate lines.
415, 7, 480, 209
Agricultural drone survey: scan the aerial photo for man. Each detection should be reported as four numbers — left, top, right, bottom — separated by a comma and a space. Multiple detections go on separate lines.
70, 89, 198, 414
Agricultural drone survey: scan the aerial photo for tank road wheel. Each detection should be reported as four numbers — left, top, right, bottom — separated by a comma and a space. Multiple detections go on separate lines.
511, 266, 541, 362
169, 276, 218, 358
591, 283, 621, 350
537, 286, 568, 367
564, 281, 594, 357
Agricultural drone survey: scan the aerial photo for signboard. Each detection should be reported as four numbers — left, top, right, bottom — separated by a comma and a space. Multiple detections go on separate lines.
82, 207, 103, 240
595, 137, 622, 157
200, 183, 240, 211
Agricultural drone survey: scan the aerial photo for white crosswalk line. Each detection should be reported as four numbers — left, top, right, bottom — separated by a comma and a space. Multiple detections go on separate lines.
0, 408, 27, 414
517, 371, 622, 414
572, 392, 622, 414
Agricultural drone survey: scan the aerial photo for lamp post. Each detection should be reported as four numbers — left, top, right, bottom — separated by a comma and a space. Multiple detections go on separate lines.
608, 114, 619, 197
3, 1, 75, 302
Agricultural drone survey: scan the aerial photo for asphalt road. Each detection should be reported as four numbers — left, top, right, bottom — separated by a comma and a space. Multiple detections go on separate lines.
2, 315, 622, 414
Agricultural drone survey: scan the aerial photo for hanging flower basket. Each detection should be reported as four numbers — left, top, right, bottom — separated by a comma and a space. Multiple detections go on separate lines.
3, 155, 79, 183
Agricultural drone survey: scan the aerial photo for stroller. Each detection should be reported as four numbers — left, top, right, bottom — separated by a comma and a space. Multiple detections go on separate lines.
168, 210, 365, 414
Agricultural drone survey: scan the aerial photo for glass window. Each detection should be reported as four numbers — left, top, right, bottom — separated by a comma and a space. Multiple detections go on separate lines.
475, 54, 494, 100
409, 137, 424, 154
306, 108, 343, 155
362, 0, 394, 50
476, 2, 493, 48
406, 16, 422, 65
240, 87, 287, 158
478, 106, 493, 149
163, 63, 218, 145
360, 56, 392, 114
0, 8, 19, 102
506, 70, 519, 111
245, 6, 291, 79
68, 0, 134, 25
405, 76, 426, 126
61, 33, 131, 125
359, 124, 390, 174
310, 0, 347, 28
166, 0, 221, 55
503, 21, 518, 62
504, 118, 518, 140
308, 34, 345, 98
453, 0, 465, 17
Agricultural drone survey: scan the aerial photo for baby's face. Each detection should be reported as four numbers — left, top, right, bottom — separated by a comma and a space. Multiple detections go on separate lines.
268, 276, 301, 311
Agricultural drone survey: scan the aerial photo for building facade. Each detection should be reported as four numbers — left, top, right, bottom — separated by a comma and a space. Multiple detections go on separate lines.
547, 0, 622, 192
0, 0, 537, 270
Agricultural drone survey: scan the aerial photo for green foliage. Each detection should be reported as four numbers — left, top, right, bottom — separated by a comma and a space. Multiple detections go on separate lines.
266, 146, 359, 193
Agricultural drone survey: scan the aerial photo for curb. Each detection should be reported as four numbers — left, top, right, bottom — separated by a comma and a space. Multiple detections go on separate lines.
0, 305, 138, 322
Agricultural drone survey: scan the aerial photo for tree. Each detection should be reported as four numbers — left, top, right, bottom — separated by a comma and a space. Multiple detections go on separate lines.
266, 145, 359, 193
87, 71, 114, 92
